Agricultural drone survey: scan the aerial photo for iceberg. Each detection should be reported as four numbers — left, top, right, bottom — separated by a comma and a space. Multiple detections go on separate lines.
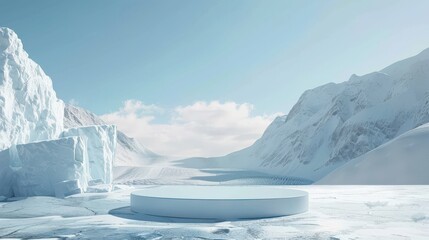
54, 179, 83, 198
4, 137, 89, 197
0, 28, 118, 198
0, 149, 13, 198
0, 27, 64, 151
61, 125, 117, 184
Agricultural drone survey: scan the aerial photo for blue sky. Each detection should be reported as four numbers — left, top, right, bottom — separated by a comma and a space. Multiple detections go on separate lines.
2, 0, 429, 157
2, 0, 429, 117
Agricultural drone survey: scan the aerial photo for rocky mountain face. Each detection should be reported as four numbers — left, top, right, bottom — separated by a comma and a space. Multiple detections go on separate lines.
181, 48, 429, 182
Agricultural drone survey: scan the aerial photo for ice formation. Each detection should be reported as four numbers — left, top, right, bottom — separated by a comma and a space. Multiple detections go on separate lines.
1, 137, 89, 197
0, 27, 117, 198
0, 27, 64, 151
0, 150, 13, 197
61, 125, 117, 184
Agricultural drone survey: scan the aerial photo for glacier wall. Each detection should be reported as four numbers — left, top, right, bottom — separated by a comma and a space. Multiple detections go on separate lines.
0, 27, 64, 151
1, 137, 90, 197
0, 27, 117, 198
0, 150, 13, 197
61, 125, 117, 184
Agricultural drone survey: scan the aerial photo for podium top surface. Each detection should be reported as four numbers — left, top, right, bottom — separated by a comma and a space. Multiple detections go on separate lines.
131, 185, 308, 200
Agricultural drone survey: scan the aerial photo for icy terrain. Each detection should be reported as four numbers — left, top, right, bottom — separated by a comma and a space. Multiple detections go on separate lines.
0, 185, 428, 239
61, 125, 117, 184
179, 48, 429, 182
0, 27, 64, 150
0, 137, 89, 197
319, 123, 429, 184
0, 28, 118, 198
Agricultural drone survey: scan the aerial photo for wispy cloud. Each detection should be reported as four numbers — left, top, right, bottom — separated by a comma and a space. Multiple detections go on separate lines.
101, 100, 282, 158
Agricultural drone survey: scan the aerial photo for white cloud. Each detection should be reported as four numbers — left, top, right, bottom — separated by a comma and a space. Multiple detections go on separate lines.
101, 100, 282, 158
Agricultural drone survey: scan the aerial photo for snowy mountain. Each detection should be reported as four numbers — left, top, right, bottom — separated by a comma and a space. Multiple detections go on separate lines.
0, 27, 64, 150
318, 123, 429, 184
179, 48, 429, 182
64, 104, 164, 166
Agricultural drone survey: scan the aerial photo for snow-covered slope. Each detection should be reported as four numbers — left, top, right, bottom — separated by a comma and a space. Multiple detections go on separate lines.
179, 48, 429, 182
64, 104, 164, 166
318, 123, 429, 184
0, 27, 64, 150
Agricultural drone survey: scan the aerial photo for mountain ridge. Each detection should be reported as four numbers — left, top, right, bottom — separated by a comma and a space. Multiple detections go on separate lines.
178, 46, 429, 183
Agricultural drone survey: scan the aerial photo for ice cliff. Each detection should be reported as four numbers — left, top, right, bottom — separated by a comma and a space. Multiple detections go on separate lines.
61, 125, 117, 184
0, 27, 117, 198
0, 137, 89, 197
0, 27, 64, 151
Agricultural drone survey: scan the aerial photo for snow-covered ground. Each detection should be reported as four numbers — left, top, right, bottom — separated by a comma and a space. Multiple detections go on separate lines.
319, 123, 429, 184
114, 166, 312, 185
0, 185, 428, 239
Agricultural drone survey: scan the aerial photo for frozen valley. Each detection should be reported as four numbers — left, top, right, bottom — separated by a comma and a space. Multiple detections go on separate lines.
1, 26, 429, 239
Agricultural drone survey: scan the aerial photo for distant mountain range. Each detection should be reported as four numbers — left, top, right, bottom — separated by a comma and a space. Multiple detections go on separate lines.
179, 48, 429, 184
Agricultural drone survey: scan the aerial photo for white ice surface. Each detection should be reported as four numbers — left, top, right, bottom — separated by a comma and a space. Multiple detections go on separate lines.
0, 27, 64, 151
0, 185, 428, 239
61, 125, 117, 184
0, 150, 13, 197
113, 166, 309, 185
2, 137, 90, 197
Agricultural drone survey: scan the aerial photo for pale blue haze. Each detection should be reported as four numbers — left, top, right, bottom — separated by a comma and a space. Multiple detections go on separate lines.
1, 0, 429, 117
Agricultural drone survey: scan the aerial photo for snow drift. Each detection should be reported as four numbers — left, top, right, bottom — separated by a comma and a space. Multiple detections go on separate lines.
318, 123, 429, 184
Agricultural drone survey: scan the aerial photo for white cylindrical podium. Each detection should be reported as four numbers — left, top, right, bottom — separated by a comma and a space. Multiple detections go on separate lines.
131, 185, 308, 219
